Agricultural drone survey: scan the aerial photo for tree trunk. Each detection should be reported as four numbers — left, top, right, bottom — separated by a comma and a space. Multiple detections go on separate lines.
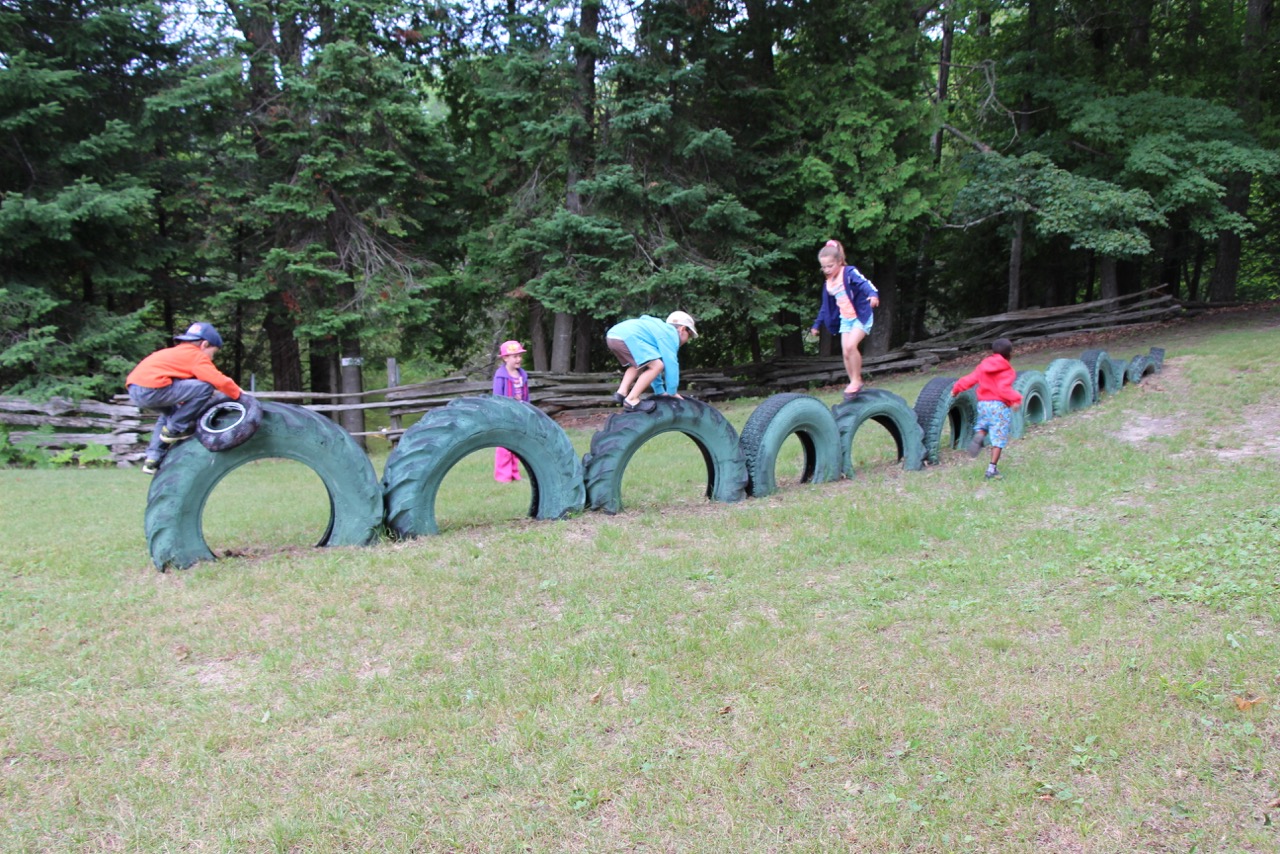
263, 303, 303, 391
1098, 256, 1119, 301
869, 258, 895, 355
338, 337, 366, 449
775, 309, 805, 358
528, 300, 549, 372
573, 309, 594, 372
1007, 212, 1024, 311
550, 312, 573, 373
931, 9, 954, 164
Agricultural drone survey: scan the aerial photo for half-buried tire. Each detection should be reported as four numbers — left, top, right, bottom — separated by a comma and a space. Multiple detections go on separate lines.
1127, 354, 1156, 384
382, 395, 585, 538
1147, 347, 1165, 371
739, 393, 841, 497
145, 401, 383, 570
1079, 349, 1119, 402
1010, 370, 1052, 440
913, 377, 977, 465
1044, 358, 1093, 417
196, 393, 263, 452
582, 396, 747, 514
832, 389, 926, 476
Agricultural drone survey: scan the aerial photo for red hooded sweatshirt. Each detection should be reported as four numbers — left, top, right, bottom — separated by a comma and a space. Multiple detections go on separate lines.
951, 354, 1022, 407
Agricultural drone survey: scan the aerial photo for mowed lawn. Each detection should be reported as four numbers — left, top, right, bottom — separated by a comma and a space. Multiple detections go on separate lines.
2, 308, 1279, 852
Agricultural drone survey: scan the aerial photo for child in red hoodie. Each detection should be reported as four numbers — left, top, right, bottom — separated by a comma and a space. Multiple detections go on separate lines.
951, 338, 1022, 479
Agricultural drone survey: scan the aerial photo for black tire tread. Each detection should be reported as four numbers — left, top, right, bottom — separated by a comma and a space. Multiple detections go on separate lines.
913, 377, 976, 465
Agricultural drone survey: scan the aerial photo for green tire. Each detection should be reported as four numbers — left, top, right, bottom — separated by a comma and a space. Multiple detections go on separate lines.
913, 377, 977, 465
382, 395, 585, 538
144, 401, 383, 570
1079, 349, 1120, 402
1011, 370, 1052, 440
738, 393, 841, 497
1044, 358, 1093, 417
832, 388, 926, 476
582, 397, 747, 514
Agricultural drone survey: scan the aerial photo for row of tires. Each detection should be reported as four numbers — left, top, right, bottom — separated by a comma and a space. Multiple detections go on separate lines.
144, 346, 1164, 569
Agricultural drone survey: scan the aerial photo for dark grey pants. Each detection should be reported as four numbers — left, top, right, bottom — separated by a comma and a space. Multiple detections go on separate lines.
127, 380, 217, 459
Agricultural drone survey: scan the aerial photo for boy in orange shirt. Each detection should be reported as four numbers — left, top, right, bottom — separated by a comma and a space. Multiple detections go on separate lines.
125, 322, 242, 474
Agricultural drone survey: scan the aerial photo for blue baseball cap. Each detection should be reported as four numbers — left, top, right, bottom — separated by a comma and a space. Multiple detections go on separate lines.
175, 322, 224, 348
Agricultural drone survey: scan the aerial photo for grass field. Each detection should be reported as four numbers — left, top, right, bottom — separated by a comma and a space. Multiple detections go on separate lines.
2, 307, 1279, 852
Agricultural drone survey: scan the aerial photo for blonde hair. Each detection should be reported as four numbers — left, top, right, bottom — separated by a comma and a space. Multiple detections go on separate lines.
818, 239, 845, 266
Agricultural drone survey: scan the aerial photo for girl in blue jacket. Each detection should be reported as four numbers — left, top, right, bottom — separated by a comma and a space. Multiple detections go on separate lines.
808, 240, 880, 401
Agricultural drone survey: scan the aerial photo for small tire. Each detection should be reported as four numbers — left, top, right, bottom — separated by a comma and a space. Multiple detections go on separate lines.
1127, 354, 1155, 383
382, 395, 585, 538
832, 389, 926, 476
738, 393, 841, 497
1147, 346, 1165, 371
196, 394, 263, 452
913, 377, 977, 465
1110, 358, 1131, 387
1079, 349, 1119, 402
1044, 358, 1092, 416
1010, 370, 1052, 440
145, 401, 383, 570
582, 396, 747, 514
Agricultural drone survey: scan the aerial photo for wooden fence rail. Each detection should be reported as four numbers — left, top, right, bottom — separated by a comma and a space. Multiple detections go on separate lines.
1, 289, 1190, 466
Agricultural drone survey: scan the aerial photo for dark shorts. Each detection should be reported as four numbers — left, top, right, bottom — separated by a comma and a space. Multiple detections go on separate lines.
607, 337, 642, 369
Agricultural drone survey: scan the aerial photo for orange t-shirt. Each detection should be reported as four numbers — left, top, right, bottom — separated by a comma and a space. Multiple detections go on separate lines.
126, 343, 242, 400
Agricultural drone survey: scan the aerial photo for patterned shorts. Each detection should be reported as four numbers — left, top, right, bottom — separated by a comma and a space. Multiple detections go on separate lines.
975, 400, 1012, 448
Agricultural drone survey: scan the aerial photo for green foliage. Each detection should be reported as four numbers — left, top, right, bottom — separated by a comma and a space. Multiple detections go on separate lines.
0, 426, 53, 468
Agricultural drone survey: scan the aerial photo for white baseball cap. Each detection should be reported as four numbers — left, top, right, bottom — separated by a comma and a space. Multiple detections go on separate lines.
666, 311, 698, 338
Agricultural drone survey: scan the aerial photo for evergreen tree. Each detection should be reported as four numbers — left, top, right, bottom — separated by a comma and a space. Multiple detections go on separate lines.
0, 0, 179, 398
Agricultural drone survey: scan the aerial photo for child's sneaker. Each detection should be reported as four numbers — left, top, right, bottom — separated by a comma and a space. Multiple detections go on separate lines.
984, 464, 1001, 480
159, 426, 193, 444
141, 458, 161, 475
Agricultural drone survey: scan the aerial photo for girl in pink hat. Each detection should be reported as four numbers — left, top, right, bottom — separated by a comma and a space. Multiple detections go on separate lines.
492, 340, 529, 482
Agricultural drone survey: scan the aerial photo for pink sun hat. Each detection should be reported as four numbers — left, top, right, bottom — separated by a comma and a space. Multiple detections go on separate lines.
499, 340, 527, 356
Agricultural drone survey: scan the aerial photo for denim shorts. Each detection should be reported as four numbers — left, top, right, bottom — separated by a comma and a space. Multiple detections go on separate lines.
975, 400, 1012, 448
839, 316, 873, 336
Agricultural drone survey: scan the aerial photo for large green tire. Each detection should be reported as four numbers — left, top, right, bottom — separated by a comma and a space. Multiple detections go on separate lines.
145, 401, 383, 571
1010, 370, 1053, 440
582, 396, 747, 514
1044, 358, 1093, 416
832, 389, 926, 476
382, 395, 585, 538
1147, 346, 1166, 371
913, 377, 977, 465
738, 393, 841, 497
1126, 354, 1156, 384
1079, 349, 1119, 402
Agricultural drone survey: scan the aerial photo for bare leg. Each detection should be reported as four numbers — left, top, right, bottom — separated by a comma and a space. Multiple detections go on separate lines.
615, 366, 640, 399
625, 360, 664, 405
841, 328, 868, 393
990, 447, 1002, 465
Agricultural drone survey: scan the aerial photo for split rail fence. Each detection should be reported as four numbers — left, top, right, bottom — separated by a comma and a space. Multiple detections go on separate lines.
1, 289, 1188, 467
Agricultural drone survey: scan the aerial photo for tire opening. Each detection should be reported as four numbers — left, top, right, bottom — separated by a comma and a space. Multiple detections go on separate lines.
848, 418, 909, 470
771, 433, 812, 489
619, 431, 712, 511
432, 448, 535, 532
201, 458, 333, 553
